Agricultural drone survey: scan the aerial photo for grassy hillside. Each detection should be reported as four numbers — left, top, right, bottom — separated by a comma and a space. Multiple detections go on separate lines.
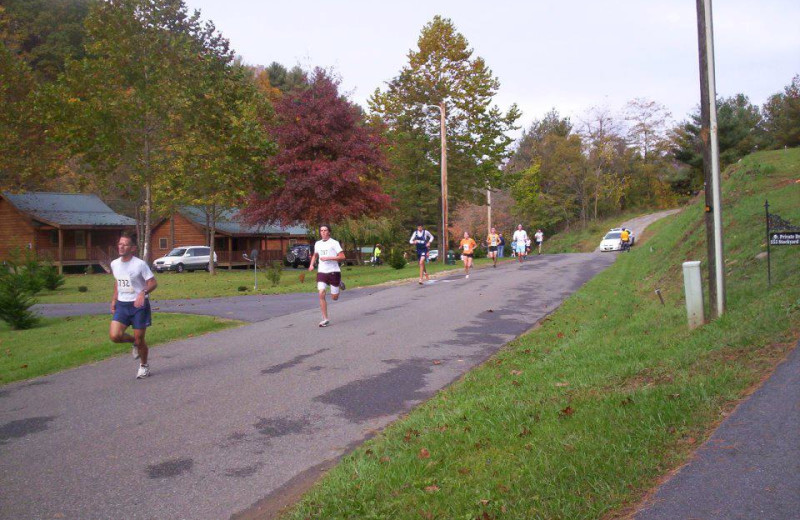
281, 148, 800, 519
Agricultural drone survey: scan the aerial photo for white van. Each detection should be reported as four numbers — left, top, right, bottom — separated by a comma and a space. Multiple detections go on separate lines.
153, 246, 217, 273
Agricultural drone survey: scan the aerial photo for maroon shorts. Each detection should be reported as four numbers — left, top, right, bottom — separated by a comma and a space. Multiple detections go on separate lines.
316, 271, 341, 287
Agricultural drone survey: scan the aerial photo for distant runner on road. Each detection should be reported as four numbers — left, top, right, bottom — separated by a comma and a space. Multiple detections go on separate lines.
534, 229, 544, 255
308, 225, 346, 327
409, 224, 434, 285
109, 233, 157, 379
486, 227, 500, 268
512, 224, 528, 263
459, 231, 477, 279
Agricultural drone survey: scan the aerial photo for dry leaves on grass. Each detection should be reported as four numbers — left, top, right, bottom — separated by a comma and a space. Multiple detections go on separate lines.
559, 405, 575, 417
418, 448, 430, 459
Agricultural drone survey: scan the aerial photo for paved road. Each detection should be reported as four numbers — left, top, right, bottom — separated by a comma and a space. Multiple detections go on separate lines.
32, 287, 389, 323
634, 341, 800, 520
1, 252, 615, 520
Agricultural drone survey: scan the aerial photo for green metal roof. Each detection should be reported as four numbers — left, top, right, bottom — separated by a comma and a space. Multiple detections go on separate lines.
180, 206, 308, 236
3, 192, 136, 227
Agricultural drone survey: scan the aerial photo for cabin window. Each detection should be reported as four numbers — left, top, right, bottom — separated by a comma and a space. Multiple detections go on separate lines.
74, 231, 86, 247
159, 237, 168, 249
49, 230, 58, 245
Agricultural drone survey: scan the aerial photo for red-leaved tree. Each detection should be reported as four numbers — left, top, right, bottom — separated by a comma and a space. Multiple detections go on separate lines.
242, 68, 391, 227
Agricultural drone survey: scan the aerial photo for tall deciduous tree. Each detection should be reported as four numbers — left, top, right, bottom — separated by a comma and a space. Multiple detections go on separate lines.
242, 68, 391, 227
48, 0, 230, 260
166, 61, 275, 274
369, 16, 520, 233
506, 108, 572, 175
0, 6, 71, 189
624, 98, 671, 161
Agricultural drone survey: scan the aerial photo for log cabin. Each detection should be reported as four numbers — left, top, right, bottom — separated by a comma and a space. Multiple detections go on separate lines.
0, 192, 136, 273
150, 207, 310, 268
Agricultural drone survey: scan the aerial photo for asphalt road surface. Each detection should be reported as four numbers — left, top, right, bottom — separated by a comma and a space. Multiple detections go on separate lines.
32, 287, 386, 322
1, 252, 616, 519
634, 342, 800, 520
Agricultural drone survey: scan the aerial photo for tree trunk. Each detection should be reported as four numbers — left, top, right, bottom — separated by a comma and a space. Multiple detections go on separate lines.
169, 211, 175, 250
208, 205, 217, 275
143, 180, 152, 262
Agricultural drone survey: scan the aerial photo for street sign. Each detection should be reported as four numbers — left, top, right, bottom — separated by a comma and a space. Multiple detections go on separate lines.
769, 232, 800, 246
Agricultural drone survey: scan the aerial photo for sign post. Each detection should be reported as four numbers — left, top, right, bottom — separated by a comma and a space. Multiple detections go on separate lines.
765, 199, 800, 286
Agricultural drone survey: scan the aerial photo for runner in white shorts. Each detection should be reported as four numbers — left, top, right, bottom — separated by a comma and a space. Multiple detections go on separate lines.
308, 224, 346, 327
512, 224, 529, 263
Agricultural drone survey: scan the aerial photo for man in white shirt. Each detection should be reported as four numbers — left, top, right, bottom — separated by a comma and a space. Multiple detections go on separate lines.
409, 224, 434, 285
109, 233, 158, 379
512, 224, 529, 263
534, 229, 544, 254
308, 224, 346, 327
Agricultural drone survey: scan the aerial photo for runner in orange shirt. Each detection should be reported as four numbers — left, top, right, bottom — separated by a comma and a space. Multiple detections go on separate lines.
459, 231, 477, 279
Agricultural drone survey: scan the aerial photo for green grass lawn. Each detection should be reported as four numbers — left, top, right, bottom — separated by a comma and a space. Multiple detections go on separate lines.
0, 313, 240, 385
281, 148, 800, 519
35, 258, 501, 304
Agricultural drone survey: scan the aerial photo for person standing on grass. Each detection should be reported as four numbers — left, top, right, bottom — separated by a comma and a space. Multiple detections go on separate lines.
109, 233, 157, 379
308, 224, 346, 327
534, 229, 544, 255
512, 224, 528, 263
459, 231, 477, 279
486, 227, 500, 268
372, 244, 382, 266
409, 224, 434, 285
498, 233, 505, 258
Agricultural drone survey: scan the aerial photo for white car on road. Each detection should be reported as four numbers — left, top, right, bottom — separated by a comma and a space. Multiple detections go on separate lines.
599, 231, 623, 252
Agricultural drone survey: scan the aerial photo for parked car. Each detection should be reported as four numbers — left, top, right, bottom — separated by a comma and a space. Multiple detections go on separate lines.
285, 244, 312, 268
427, 249, 439, 261
609, 227, 635, 246
153, 246, 217, 273
599, 231, 623, 252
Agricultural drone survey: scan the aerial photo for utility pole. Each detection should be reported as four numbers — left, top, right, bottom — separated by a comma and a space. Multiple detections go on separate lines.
487, 189, 492, 236
696, 0, 726, 317
439, 101, 448, 264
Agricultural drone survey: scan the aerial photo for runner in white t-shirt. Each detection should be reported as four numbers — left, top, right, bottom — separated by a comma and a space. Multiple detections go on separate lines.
308, 224, 346, 327
109, 233, 157, 379
534, 229, 544, 254
512, 225, 528, 263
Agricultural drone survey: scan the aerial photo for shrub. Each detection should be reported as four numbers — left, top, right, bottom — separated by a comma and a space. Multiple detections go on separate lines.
78, 286, 88, 293
473, 246, 487, 259
40, 263, 65, 291
0, 265, 39, 329
266, 261, 282, 287
388, 248, 407, 270
238, 285, 248, 292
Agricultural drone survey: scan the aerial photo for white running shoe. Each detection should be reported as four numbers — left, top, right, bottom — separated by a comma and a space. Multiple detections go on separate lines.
136, 364, 150, 379
319, 319, 330, 327
132, 345, 140, 360
466, 274, 469, 279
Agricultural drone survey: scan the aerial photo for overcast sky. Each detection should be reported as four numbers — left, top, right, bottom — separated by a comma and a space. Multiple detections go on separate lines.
184, 0, 800, 137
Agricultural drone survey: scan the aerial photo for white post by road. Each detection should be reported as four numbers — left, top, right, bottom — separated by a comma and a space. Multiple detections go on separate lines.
683, 261, 705, 329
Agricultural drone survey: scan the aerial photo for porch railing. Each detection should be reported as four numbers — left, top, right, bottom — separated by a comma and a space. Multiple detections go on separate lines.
35, 246, 116, 263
